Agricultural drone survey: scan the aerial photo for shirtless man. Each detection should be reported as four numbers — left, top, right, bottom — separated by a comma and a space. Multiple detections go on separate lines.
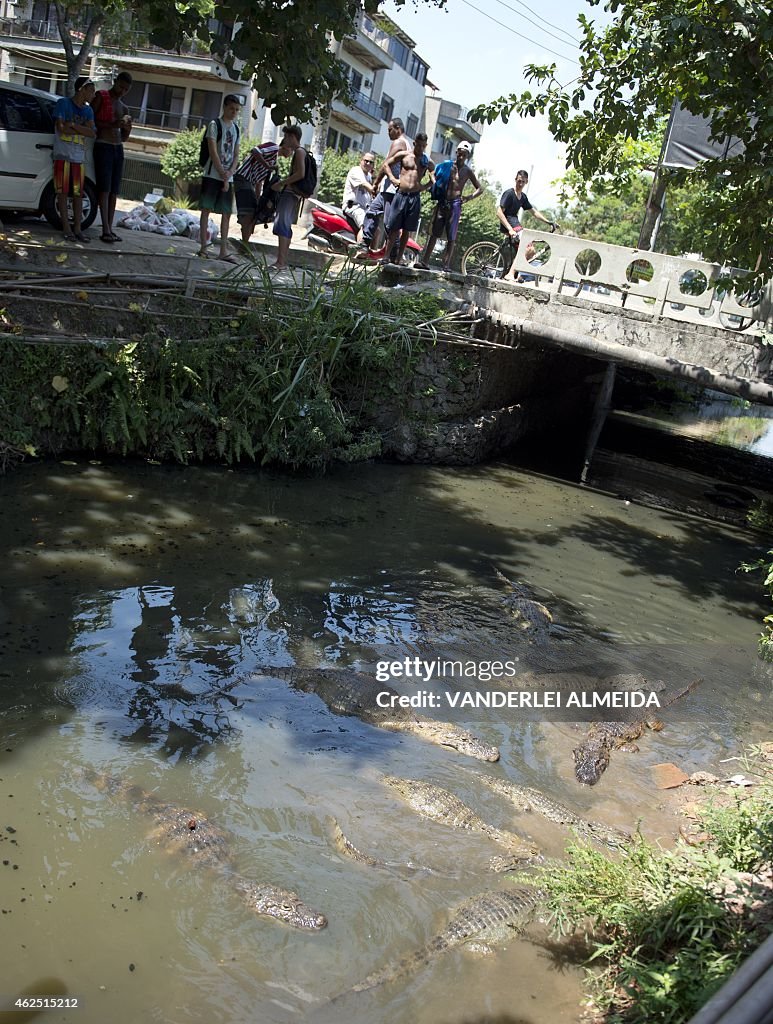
416, 141, 482, 272
357, 117, 409, 254
381, 133, 434, 266
91, 71, 133, 243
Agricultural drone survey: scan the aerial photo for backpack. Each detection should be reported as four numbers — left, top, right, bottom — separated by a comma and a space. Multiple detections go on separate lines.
295, 149, 318, 198
430, 159, 454, 203
255, 171, 280, 226
199, 118, 240, 169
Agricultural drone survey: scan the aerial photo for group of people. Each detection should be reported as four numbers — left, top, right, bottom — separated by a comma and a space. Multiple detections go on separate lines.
199, 96, 312, 270
336, 116, 556, 273
52, 78, 555, 274
52, 72, 133, 242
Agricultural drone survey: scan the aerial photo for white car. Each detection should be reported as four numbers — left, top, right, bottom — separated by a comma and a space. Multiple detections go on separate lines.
0, 79, 97, 229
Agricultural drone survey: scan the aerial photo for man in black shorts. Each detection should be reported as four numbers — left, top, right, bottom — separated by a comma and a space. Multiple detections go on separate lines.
91, 71, 132, 243
381, 133, 434, 266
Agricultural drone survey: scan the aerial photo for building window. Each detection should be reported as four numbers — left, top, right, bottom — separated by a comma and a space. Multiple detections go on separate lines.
339, 132, 352, 153
406, 114, 418, 138
408, 54, 427, 85
388, 36, 409, 69
24, 69, 52, 93
126, 82, 186, 130
189, 89, 222, 128
380, 93, 394, 122
349, 69, 363, 94
327, 127, 339, 150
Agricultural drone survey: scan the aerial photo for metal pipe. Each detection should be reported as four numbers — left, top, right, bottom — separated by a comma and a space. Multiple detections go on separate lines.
687, 932, 773, 1024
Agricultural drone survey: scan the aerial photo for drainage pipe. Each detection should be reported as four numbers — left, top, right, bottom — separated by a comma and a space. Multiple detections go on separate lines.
490, 313, 773, 406
686, 932, 773, 1024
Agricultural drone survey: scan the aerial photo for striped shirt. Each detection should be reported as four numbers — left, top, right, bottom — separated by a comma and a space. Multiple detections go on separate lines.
235, 142, 280, 186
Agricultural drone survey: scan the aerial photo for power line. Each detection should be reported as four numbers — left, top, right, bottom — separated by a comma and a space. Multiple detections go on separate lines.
489, 0, 581, 48
456, 0, 579, 65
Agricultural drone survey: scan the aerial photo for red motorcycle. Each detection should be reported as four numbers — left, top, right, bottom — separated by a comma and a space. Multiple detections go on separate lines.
304, 198, 422, 263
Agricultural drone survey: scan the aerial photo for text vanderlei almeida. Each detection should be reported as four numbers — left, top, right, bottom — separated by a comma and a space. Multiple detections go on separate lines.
373, 658, 663, 710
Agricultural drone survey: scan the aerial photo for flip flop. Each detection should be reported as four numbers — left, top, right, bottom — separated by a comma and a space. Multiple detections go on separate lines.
109, 232, 121, 241
62, 232, 76, 242
100, 234, 114, 244
196, 250, 209, 259
74, 232, 90, 243
218, 254, 239, 264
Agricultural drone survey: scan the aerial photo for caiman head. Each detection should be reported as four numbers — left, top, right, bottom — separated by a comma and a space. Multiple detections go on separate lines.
572, 741, 609, 786
411, 721, 500, 762
236, 881, 327, 930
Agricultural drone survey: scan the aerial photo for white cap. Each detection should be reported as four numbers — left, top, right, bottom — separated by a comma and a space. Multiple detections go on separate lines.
457, 141, 472, 153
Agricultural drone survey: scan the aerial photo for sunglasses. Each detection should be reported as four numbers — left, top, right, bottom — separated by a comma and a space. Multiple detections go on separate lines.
362, 159, 374, 164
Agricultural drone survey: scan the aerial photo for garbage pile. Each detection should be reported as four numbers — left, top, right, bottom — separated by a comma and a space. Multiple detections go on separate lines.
117, 197, 219, 244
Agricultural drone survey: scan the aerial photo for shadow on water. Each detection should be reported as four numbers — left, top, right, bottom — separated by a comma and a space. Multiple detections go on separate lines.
0, 458, 767, 766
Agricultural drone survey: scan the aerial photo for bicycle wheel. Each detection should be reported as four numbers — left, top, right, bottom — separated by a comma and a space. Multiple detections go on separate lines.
461, 241, 506, 279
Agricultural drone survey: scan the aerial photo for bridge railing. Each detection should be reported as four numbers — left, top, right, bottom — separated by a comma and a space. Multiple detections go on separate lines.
512, 230, 771, 332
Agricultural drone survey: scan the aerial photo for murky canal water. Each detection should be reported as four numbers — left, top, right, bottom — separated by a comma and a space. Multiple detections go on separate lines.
1, 461, 771, 1023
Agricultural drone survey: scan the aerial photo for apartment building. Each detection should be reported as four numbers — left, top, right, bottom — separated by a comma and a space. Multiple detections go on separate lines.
424, 90, 482, 165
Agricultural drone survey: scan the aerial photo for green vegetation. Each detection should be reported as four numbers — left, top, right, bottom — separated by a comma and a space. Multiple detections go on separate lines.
0, 265, 446, 470
525, 752, 773, 1022
471, 1, 771, 281
159, 128, 203, 195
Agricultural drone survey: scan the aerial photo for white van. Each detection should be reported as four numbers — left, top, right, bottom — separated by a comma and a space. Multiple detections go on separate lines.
0, 79, 97, 229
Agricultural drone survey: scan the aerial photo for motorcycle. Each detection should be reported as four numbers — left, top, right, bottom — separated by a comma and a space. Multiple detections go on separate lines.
304, 198, 422, 263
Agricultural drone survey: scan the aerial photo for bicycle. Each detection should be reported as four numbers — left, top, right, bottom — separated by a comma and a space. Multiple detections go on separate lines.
460, 224, 556, 280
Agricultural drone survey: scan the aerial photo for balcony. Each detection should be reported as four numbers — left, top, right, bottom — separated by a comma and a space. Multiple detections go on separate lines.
331, 87, 382, 134
127, 105, 211, 133
437, 99, 481, 144
341, 12, 393, 71
0, 16, 224, 75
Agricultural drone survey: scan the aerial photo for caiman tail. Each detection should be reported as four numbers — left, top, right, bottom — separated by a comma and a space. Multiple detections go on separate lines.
343, 887, 541, 995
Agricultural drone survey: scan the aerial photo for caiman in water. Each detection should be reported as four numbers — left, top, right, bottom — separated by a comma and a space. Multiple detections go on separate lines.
493, 566, 552, 644
341, 887, 540, 995
383, 776, 539, 866
573, 676, 700, 785
474, 774, 631, 848
81, 769, 327, 930
253, 666, 500, 762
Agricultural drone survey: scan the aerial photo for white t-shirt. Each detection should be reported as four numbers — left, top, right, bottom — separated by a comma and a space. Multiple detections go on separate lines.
203, 118, 239, 183
342, 166, 372, 210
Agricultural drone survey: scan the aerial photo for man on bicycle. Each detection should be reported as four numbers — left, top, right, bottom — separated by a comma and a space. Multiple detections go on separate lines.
496, 169, 557, 281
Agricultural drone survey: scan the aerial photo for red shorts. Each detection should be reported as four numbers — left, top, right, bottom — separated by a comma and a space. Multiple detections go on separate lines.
53, 160, 84, 197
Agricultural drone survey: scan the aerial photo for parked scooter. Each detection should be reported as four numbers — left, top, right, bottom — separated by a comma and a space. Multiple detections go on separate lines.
304, 198, 421, 263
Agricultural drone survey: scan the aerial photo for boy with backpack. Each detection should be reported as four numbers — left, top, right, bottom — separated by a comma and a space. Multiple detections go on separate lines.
416, 141, 482, 272
197, 94, 241, 262
269, 124, 317, 273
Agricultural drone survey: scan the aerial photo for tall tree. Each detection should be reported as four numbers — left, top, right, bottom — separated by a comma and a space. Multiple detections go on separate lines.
470, 0, 771, 280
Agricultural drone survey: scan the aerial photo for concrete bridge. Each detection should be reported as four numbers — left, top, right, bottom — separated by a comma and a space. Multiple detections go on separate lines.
397, 228, 773, 406
377, 230, 773, 472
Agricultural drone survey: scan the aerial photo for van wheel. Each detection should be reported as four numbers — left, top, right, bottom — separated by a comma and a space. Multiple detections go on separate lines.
41, 181, 99, 231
